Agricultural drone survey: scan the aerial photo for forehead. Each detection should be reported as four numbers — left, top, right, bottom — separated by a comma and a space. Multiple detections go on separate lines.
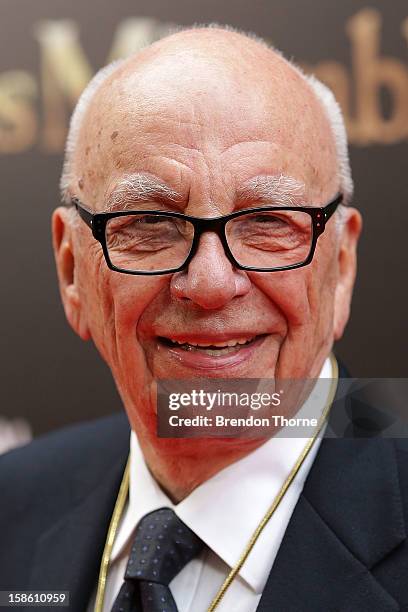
73, 41, 337, 208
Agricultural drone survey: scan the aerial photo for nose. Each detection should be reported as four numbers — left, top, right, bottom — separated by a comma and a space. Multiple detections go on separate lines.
170, 232, 251, 309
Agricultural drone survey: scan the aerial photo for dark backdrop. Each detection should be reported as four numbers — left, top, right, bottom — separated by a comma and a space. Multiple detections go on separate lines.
1, 0, 407, 436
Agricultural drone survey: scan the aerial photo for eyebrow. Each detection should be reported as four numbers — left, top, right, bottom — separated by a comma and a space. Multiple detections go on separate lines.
105, 172, 306, 212
237, 174, 306, 206
106, 174, 183, 211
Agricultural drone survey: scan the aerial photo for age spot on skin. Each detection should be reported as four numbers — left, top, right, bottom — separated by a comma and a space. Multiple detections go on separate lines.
111, 131, 119, 141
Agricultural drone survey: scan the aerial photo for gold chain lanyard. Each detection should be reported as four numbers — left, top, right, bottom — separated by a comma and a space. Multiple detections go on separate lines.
95, 354, 338, 612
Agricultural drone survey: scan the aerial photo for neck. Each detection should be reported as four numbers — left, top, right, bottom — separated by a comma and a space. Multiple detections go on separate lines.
132, 353, 336, 502
138, 436, 268, 503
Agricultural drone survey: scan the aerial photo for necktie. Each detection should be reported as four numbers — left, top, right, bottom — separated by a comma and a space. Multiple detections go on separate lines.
111, 507, 204, 612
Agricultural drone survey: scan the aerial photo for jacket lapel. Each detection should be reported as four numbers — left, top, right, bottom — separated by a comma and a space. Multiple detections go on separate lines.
257, 434, 406, 611
28, 452, 128, 611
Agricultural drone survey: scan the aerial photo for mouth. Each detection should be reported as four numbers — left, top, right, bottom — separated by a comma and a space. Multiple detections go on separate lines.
156, 333, 268, 371
158, 335, 262, 356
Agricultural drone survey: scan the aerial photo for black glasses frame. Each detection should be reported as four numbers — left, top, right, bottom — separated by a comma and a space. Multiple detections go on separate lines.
70, 193, 343, 275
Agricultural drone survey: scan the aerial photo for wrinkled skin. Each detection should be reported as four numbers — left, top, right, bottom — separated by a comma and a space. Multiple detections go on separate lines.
52, 29, 362, 501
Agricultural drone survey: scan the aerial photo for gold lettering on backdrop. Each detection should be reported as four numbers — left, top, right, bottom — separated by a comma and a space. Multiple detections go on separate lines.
304, 9, 408, 144
402, 17, 408, 42
346, 9, 408, 143
0, 71, 38, 153
33, 20, 93, 151
0, 9, 407, 153
107, 17, 173, 61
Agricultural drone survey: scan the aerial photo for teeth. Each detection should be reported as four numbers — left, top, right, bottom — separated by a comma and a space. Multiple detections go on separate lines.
171, 336, 255, 348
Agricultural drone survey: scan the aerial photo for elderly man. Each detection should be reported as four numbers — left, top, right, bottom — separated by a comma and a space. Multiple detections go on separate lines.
1, 25, 408, 612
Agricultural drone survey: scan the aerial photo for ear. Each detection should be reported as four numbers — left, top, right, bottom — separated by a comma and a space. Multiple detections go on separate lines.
52, 207, 91, 341
333, 206, 363, 340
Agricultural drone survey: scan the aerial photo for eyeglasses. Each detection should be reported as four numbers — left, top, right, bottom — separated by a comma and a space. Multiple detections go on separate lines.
70, 193, 342, 275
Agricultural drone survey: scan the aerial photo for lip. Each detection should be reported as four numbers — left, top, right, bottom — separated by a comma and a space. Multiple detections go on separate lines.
156, 333, 268, 371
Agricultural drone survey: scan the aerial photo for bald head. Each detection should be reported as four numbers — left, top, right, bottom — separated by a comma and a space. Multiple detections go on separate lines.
61, 26, 352, 209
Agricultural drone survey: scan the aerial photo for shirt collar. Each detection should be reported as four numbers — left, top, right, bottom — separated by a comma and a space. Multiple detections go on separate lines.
111, 357, 333, 593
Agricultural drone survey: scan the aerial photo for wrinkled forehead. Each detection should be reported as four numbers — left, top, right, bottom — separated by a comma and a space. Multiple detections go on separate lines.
73, 39, 337, 206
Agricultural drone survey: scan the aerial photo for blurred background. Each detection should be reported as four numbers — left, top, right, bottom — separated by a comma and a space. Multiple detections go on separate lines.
0, 0, 407, 444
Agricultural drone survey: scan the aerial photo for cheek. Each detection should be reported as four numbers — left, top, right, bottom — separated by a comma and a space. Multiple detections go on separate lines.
111, 277, 168, 326
77, 253, 117, 364
77, 239, 167, 367
101, 274, 168, 368
250, 240, 338, 336
250, 270, 312, 327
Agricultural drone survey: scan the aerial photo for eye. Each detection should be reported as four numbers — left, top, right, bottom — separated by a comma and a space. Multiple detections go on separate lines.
249, 214, 289, 226
135, 215, 171, 224
107, 214, 173, 230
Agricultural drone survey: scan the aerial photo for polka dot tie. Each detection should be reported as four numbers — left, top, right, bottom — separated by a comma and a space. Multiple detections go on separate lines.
111, 508, 204, 612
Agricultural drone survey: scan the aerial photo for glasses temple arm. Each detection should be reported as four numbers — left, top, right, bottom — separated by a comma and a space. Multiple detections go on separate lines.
70, 198, 94, 230
323, 193, 343, 223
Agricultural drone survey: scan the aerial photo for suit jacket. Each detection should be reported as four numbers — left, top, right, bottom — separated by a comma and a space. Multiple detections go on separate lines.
1, 370, 408, 612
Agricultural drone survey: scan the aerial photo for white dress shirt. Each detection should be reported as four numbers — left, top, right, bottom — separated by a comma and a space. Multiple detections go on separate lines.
88, 357, 333, 611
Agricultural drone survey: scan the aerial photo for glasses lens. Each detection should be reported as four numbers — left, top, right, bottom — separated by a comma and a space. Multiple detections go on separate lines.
225, 210, 313, 269
105, 213, 194, 272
